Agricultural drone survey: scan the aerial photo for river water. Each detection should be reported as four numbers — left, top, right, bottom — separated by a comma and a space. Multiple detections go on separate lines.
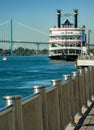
0, 56, 78, 107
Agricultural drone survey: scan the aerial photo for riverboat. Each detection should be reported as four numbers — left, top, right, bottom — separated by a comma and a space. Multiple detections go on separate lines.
48, 10, 87, 61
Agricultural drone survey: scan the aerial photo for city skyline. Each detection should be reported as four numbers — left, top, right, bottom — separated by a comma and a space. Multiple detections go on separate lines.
0, 0, 94, 43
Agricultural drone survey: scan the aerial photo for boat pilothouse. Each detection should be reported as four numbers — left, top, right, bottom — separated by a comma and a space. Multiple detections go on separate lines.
49, 9, 87, 61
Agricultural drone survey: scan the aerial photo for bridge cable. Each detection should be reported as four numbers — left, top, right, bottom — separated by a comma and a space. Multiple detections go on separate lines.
0, 21, 10, 45
14, 20, 48, 36
0, 20, 10, 26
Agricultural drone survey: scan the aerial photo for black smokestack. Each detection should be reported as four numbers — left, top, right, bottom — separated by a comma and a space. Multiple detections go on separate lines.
74, 9, 78, 28
57, 10, 61, 28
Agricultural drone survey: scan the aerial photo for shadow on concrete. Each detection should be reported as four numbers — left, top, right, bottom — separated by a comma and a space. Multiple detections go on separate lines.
74, 102, 94, 130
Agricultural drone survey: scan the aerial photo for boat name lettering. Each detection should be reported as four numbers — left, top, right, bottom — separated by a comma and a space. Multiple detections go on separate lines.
61, 32, 73, 34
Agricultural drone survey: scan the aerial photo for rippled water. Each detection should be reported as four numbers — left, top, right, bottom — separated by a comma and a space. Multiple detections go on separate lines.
0, 56, 77, 107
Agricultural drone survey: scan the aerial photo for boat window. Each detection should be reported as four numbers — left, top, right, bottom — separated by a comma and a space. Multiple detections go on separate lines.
77, 43, 81, 47
50, 35, 81, 41
58, 50, 62, 53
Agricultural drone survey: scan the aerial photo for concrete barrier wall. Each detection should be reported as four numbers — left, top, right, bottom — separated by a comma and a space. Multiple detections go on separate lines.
0, 67, 94, 130
46, 87, 60, 130
0, 107, 15, 130
22, 95, 43, 130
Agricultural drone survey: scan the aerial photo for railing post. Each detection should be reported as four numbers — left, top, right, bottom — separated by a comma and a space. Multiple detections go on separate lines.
77, 70, 84, 116
50, 80, 61, 130
3, 95, 23, 130
33, 86, 41, 94
87, 67, 92, 105
72, 71, 78, 77
67, 75, 76, 127
63, 76, 72, 126
51, 80, 65, 130
80, 69, 85, 108
33, 86, 49, 130
82, 69, 88, 108
92, 67, 94, 98
63, 74, 70, 81
89, 67, 93, 101
84, 68, 89, 107
63, 74, 76, 129
72, 71, 80, 114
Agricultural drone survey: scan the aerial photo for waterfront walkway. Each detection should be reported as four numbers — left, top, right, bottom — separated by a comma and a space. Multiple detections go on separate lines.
79, 102, 94, 130
66, 101, 94, 130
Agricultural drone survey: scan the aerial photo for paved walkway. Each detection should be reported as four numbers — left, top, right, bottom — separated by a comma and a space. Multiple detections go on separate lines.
75, 102, 94, 130
66, 102, 94, 130
79, 102, 94, 130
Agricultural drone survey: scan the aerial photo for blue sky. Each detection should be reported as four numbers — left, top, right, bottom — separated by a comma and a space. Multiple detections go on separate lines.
0, 0, 94, 43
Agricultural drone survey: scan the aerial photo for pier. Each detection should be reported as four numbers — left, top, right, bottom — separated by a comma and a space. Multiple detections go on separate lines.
1, 67, 94, 130
76, 55, 94, 68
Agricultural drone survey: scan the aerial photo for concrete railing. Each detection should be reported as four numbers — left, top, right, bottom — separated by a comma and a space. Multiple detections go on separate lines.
0, 67, 94, 130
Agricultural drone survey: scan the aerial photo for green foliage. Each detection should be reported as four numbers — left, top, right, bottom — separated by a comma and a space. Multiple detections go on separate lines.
0, 47, 48, 56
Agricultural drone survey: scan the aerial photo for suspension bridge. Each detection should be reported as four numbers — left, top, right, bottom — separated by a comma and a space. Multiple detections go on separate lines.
0, 20, 48, 54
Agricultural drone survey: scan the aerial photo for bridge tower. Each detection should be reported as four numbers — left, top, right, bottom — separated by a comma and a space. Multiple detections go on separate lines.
10, 19, 13, 55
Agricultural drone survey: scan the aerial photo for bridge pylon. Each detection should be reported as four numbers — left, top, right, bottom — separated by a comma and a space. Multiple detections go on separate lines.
10, 19, 13, 55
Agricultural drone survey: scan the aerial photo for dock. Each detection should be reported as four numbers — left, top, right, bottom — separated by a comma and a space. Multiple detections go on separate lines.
1, 67, 94, 130
76, 54, 94, 68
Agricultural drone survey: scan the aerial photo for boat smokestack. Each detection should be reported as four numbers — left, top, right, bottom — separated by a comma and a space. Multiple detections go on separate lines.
74, 9, 78, 28
57, 10, 61, 28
